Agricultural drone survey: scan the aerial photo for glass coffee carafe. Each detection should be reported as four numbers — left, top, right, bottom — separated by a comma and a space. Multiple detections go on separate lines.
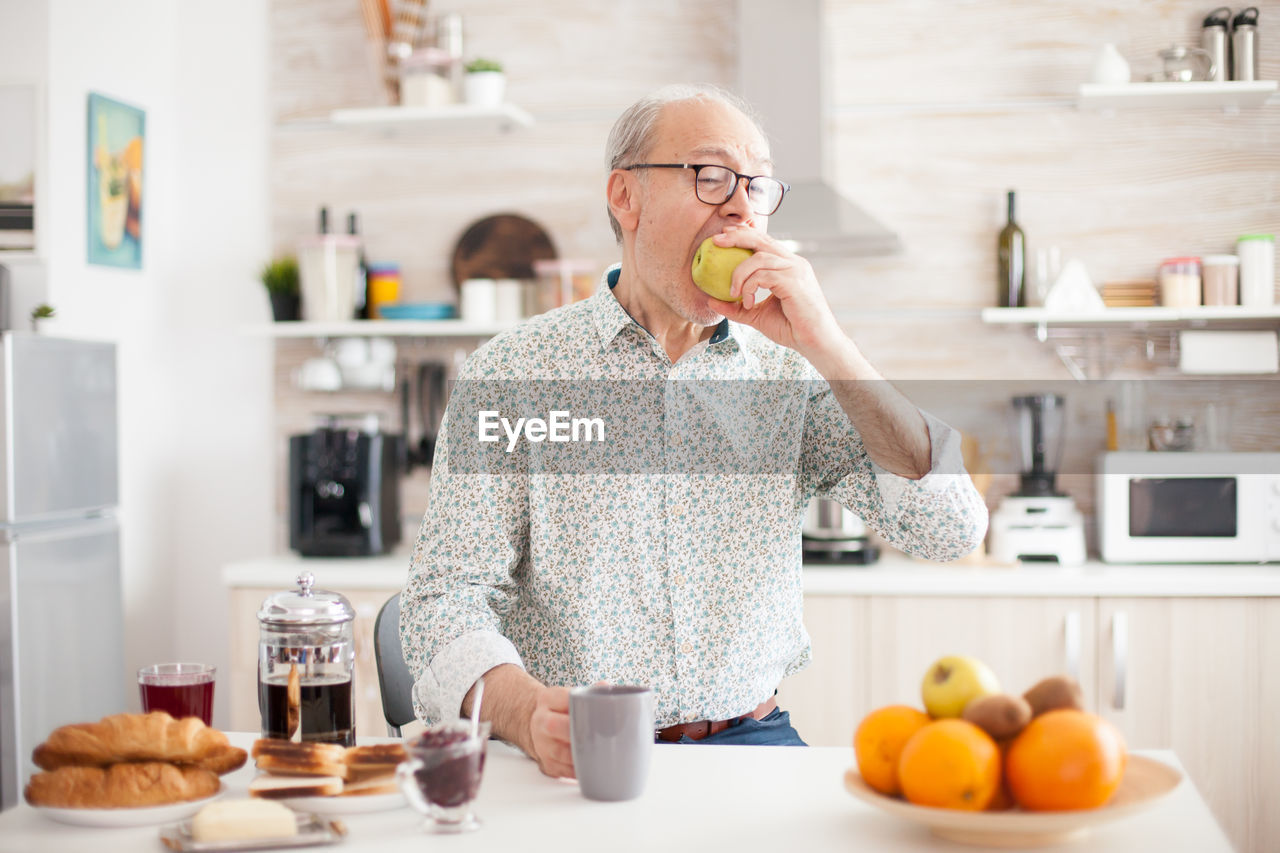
257, 571, 356, 746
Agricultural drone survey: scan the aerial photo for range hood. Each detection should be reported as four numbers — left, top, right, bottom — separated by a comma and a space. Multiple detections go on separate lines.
736, 0, 901, 256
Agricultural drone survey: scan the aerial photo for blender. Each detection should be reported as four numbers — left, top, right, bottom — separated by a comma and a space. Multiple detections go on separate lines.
988, 394, 1086, 566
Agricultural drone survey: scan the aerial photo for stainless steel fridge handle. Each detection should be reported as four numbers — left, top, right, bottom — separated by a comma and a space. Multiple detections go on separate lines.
1112, 610, 1128, 711
1063, 609, 1081, 681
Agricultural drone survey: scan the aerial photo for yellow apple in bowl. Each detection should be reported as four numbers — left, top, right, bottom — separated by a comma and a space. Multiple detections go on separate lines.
921, 655, 1001, 719
691, 236, 752, 302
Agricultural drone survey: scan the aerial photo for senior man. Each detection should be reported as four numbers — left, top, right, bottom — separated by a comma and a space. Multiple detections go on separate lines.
401, 83, 987, 778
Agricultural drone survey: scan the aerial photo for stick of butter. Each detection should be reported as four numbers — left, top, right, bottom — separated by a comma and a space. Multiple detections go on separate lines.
191, 798, 298, 842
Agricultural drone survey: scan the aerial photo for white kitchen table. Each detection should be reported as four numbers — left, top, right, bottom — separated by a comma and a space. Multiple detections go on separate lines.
0, 734, 1232, 853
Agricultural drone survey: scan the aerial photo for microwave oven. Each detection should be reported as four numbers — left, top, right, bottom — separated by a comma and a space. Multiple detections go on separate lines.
1097, 452, 1280, 563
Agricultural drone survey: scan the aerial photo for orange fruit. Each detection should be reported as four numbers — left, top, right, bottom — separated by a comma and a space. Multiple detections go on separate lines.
853, 705, 931, 796
1005, 709, 1127, 811
897, 719, 1001, 811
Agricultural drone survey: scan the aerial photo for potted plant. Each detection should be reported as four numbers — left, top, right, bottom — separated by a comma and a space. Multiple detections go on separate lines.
261, 256, 301, 322
30, 304, 55, 332
463, 58, 506, 107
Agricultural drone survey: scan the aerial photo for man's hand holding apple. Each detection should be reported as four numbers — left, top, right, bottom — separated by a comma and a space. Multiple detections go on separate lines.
695, 226, 847, 367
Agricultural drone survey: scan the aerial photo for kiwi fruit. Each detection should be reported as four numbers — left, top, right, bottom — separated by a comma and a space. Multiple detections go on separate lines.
1022, 675, 1085, 717
961, 693, 1032, 740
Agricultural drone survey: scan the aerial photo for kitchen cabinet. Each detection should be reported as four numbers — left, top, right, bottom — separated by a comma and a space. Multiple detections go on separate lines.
781, 595, 1096, 744
864, 595, 1098, 710
774, 596, 870, 749
227, 586, 395, 742
787, 590, 1280, 853
1096, 597, 1280, 853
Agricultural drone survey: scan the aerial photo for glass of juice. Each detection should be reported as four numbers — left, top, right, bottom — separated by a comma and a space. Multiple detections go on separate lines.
138, 663, 216, 725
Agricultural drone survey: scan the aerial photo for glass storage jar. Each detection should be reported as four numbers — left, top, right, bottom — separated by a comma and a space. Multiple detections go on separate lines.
1158, 257, 1201, 308
1201, 255, 1240, 306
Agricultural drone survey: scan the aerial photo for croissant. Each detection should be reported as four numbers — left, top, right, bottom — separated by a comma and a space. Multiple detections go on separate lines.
24, 762, 220, 808
32, 712, 233, 771
198, 744, 249, 775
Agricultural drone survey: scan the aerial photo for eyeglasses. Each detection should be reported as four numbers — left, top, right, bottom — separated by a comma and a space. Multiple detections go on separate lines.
621, 163, 789, 216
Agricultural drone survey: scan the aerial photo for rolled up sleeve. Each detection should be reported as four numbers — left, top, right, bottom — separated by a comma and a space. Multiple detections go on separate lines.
800, 387, 988, 563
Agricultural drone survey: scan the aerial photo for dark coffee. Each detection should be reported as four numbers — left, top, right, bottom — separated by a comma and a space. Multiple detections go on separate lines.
409, 730, 486, 808
259, 673, 354, 746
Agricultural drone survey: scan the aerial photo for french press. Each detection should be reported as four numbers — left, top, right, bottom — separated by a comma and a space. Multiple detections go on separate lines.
257, 571, 357, 746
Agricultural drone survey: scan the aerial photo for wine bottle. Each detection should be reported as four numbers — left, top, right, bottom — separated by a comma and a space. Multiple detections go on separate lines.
997, 190, 1026, 308
348, 212, 369, 320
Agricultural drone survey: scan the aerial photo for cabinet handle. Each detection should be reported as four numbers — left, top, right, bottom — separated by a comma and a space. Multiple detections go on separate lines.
1063, 610, 1081, 681
1111, 611, 1128, 711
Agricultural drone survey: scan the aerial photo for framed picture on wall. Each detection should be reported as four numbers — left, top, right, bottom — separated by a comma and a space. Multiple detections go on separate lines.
87, 92, 144, 269
0, 84, 37, 252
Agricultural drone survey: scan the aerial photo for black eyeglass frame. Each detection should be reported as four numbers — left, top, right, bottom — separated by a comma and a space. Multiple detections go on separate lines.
621, 163, 790, 216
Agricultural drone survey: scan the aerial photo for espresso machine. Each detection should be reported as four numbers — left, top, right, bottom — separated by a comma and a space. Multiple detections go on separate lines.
289, 413, 403, 557
988, 394, 1086, 566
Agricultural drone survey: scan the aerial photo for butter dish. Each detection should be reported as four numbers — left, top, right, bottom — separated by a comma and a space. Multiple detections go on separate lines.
159, 813, 347, 851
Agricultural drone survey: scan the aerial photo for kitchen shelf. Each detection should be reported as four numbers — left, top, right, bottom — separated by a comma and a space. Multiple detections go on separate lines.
1077, 80, 1278, 111
982, 306, 1280, 379
982, 306, 1280, 326
245, 319, 516, 339
328, 102, 534, 132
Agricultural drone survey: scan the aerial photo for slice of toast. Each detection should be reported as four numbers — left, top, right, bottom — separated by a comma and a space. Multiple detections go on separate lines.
250, 739, 346, 764
343, 743, 406, 766
339, 774, 399, 797
248, 773, 343, 800
254, 754, 347, 779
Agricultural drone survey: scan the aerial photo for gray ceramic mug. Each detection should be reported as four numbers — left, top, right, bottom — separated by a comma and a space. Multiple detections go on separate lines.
569, 684, 654, 801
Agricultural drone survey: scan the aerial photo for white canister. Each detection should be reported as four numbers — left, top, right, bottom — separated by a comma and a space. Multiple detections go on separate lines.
493, 279, 526, 325
460, 278, 498, 324
1238, 234, 1275, 307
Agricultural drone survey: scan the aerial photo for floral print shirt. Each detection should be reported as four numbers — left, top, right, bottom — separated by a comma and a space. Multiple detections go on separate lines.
401, 265, 988, 727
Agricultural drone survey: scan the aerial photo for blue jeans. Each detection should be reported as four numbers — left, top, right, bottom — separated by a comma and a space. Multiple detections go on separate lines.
657, 707, 808, 746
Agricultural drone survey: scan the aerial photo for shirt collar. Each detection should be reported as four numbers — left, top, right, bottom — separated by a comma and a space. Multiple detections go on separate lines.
590, 263, 733, 350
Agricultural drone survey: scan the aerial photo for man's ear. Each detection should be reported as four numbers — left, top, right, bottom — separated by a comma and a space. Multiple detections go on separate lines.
606, 170, 641, 235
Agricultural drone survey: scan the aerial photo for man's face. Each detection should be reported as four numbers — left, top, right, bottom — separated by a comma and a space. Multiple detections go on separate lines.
630, 99, 772, 326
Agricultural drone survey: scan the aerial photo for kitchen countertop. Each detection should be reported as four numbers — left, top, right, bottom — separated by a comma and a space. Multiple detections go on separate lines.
0, 734, 1231, 853
222, 551, 1280, 598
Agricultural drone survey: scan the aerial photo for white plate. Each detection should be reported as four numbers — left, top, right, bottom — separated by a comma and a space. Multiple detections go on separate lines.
36, 788, 223, 828
279, 789, 405, 815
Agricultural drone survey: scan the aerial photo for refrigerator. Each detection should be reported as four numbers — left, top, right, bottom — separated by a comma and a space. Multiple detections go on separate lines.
0, 333, 125, 810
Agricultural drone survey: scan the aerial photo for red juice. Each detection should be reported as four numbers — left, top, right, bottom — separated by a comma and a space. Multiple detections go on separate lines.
140, 680, 214, 725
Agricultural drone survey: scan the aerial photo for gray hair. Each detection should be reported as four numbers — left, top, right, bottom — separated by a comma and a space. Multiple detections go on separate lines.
605, 83, 768, 244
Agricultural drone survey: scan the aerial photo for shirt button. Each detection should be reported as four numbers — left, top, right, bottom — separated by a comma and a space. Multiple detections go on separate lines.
671, 503, 687, 517
673, 574, 686, 585
680, 642, 693, 654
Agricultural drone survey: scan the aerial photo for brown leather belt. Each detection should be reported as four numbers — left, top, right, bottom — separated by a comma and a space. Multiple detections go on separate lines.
654, 696, 778, 743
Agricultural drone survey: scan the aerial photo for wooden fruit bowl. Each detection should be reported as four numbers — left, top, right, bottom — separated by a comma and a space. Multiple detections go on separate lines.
843, 755, 1183, 848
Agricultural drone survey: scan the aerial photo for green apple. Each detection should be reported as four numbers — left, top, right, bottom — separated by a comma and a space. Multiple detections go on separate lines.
690, 236, 753, 302
920, 655, 1001, 719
